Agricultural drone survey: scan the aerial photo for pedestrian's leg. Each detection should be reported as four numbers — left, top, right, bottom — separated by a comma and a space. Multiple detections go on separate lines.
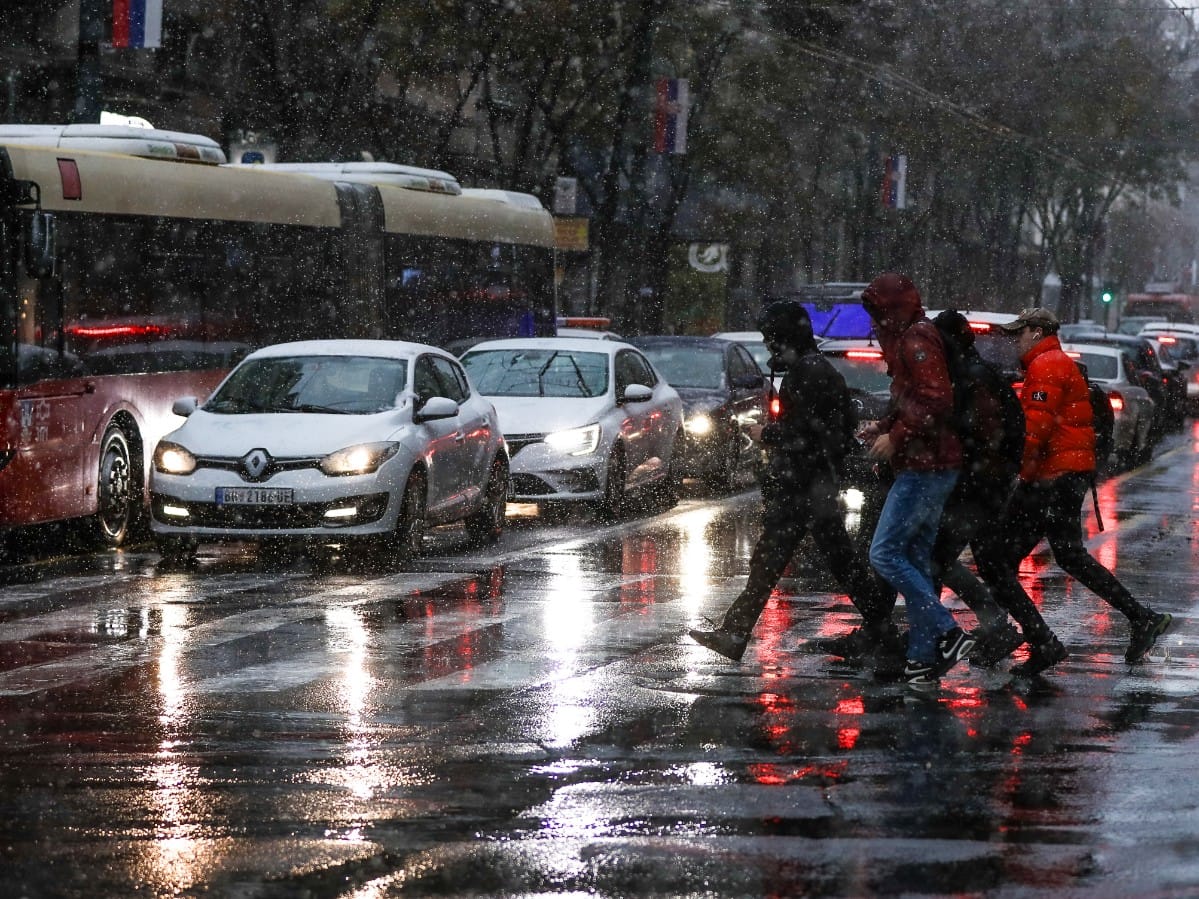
869, 471, 959, 664
1042, 474, 1172, 663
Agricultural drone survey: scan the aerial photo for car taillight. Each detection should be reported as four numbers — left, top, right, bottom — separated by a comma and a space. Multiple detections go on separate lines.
1107, 390, 1124, 413
769, 396, 781, 419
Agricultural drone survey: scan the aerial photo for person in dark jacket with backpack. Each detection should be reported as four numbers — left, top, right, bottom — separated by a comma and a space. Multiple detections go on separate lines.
975, 307, 1172, 674
688, 300, 897, 662
857, 273, 975, 689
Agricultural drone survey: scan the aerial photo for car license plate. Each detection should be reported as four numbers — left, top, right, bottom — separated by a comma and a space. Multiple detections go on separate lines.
215, 487, 294, 506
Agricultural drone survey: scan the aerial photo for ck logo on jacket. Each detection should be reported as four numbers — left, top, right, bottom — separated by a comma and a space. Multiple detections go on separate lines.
1031, 390, 1049, 402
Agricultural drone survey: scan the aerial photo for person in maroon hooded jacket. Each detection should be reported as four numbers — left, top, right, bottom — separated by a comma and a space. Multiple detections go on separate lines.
858, 273, 976, 689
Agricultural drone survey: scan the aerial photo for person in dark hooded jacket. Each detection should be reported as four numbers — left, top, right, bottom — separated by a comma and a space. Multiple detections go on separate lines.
688, 300, 897, 663
857, 273, 975, 689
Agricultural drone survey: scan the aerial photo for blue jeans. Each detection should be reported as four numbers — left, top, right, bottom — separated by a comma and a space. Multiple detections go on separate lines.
869, 469, 960, 663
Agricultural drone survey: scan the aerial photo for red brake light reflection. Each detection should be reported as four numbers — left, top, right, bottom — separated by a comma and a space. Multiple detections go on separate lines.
969, 321, 992, 333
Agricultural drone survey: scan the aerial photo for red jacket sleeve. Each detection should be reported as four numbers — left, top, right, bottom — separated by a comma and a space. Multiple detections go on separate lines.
1019, 355, 1068, 481
886, 324, 956, 458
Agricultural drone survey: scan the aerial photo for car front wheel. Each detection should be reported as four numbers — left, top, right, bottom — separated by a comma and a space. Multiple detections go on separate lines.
597, 446, 627, 520
466, 456, 509, 544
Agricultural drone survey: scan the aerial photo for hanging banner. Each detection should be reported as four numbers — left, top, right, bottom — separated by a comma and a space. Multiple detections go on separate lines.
112, 0, 163, 50
653, 78, 689, 155
881, 153, 907, 210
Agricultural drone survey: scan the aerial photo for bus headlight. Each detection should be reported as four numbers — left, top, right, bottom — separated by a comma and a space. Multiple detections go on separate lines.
544, 423, 600, 456
320, 442, 400, 476
154, 441, 197, 475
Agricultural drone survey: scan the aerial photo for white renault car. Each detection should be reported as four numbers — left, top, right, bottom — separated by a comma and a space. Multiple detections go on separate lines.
460, 337, 684, 516
149, 340, 509, 561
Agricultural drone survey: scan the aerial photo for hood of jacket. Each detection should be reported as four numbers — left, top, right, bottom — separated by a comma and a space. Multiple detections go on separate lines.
862, 272, 924, 340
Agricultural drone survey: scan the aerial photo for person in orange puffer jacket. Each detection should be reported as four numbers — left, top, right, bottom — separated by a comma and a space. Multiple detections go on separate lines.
973, 307, 1172, 675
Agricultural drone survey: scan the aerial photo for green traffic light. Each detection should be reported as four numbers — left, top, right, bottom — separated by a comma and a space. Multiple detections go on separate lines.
1102, 291, 1113, 304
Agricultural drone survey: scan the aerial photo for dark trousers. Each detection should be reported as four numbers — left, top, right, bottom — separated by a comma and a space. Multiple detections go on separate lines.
974, 472, 1147, 641
722, 471, 890, 635
930, 475, 1015, 631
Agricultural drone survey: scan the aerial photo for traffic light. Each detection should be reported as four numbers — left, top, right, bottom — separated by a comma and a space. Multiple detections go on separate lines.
1101, 289, 1114, 304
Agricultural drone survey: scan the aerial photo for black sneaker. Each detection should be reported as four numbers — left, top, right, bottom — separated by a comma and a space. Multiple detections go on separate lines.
931, 627, 976, 677
688, 626, 749, 662
970, 624, 1025, 669
903, 660, 940, 690
814, 627, 878, 660
816, 623, 905, 661
1125, 612, 1172, 665
1010, 635, 1068, 677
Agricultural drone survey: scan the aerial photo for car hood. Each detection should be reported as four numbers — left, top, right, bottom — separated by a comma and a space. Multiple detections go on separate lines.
484, 395, 611, 435
673, 387, 728, 413
171, 410, 404, 456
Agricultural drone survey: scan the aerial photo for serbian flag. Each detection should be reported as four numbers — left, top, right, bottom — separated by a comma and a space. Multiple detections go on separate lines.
881, 153, 907, 209
112, 0, 163, 49
654, 78, 689, 154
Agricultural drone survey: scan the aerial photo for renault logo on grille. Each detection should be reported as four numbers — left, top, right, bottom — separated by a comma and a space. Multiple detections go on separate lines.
242, 449, 272, 480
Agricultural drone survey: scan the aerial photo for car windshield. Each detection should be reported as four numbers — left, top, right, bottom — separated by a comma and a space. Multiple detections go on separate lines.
740, 341, 772, 372
205, 355, 408, 414
461, 348, 609, 397
637, 346, 724, 388
1073, 352, 1119, 381
827, 353, 891, 393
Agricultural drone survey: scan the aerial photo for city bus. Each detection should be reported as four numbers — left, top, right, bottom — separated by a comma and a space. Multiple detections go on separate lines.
0, 125, 557, 547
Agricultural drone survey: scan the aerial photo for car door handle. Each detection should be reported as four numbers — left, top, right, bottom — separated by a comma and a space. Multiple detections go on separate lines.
454, 432, 466, 443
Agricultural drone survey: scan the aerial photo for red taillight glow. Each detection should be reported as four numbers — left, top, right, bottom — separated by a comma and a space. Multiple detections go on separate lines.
769, 396, 781, 418
1107, 390, 1124, 413
845, 349, 883, 360
66, 323, 168, 339
969, 321, 993, 333
1158, 335, 1177, 344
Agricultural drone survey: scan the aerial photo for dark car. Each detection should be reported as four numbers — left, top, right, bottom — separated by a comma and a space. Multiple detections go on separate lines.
818, 340, 893, 534
630, 336, 766, 489
1061, 332, 1183, 436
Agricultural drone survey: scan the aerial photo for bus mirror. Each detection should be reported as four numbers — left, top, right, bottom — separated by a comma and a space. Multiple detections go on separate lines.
23, 212, 56, 278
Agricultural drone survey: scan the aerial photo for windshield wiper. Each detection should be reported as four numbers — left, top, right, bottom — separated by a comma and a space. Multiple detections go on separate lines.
289, 403, 353, 414
536, 352, 560, 397
564, 354, 593, 397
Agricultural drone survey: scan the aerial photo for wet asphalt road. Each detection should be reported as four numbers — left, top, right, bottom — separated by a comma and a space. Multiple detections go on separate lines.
2, 430, 1199, 897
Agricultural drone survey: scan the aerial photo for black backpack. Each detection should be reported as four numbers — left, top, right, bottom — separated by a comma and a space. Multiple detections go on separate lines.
936, 325, 1024, 474
1088, 379, 1115, 472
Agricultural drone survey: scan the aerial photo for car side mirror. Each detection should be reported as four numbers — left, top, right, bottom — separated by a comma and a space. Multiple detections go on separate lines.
171, 396, 198, 417
414, 395, 458, 422
621, 383, 653, 404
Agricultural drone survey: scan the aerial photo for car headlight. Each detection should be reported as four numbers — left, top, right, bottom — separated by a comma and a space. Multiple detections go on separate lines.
543, 423, 601, 456
684, 413, 715, 436
154, 441, 197, 475
320, 441, 400, 476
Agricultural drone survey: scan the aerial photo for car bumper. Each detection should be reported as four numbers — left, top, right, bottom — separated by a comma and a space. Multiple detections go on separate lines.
506, 442, 605, 502
149, 468, 401, 540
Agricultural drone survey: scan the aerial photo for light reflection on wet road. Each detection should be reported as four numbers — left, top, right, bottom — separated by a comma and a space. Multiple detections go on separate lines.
0, 432, 1198, 896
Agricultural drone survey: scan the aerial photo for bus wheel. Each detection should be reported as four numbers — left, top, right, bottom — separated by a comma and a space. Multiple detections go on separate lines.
93, 426, 139, 547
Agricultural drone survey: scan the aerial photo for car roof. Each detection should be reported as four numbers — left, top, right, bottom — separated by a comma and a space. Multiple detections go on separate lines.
1061, 342, 1123, 357
630, 336, 732, 349
820, 337, 883, 352
711, 331, 764, 341
245, 339, 445, 361
464, 336, 632, 355
1141, 322, 1199, 335
554, 327, 623, 339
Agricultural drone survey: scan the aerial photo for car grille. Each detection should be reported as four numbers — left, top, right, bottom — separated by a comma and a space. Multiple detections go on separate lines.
151, 492, 389, 529
510, 474, 554, 496
194, 456, 322, 481
504, 433, 545, 456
